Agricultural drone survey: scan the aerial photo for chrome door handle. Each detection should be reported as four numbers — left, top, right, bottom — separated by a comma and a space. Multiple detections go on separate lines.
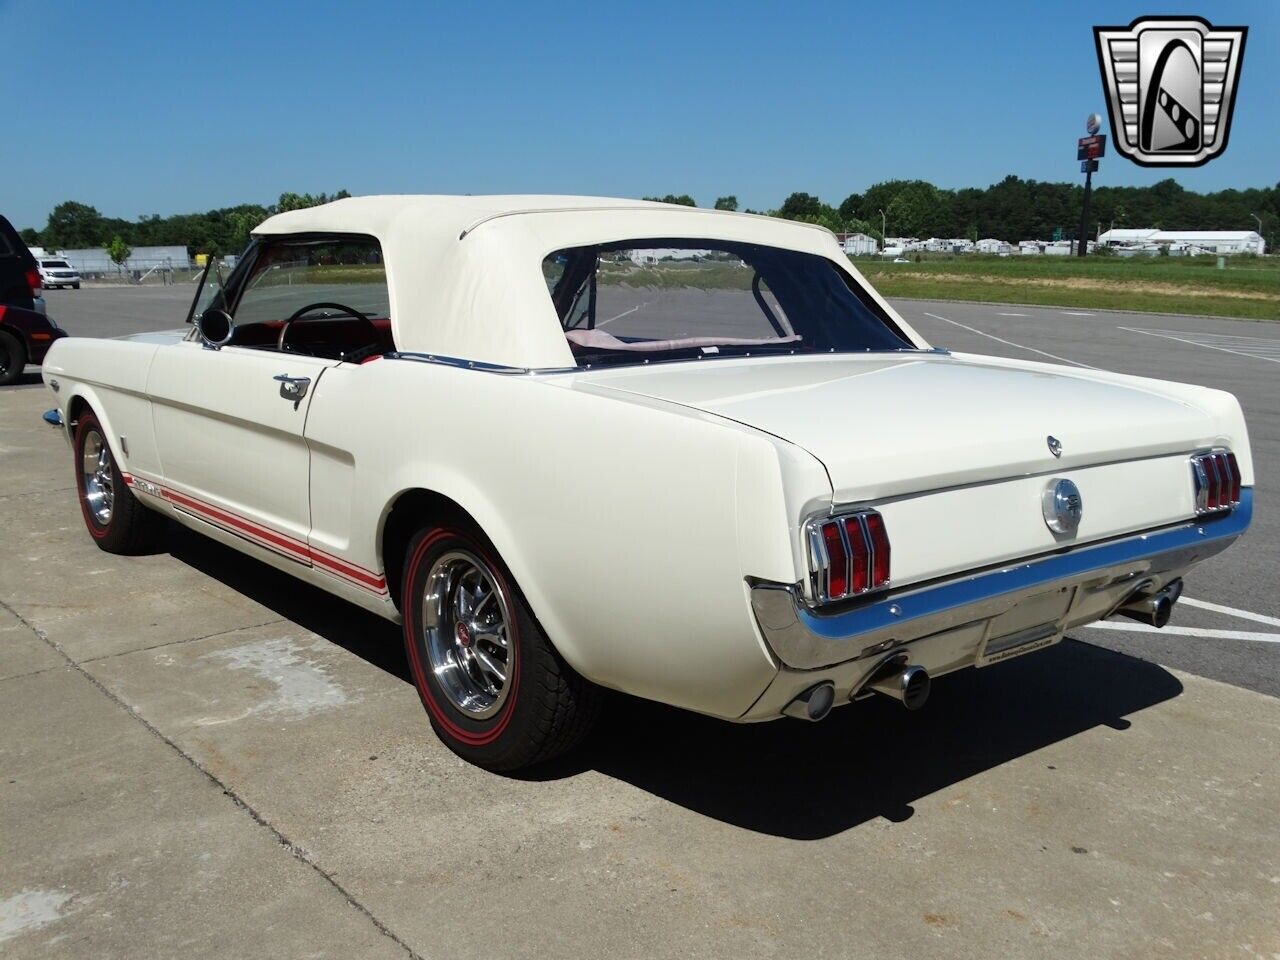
273, 374, 311, 407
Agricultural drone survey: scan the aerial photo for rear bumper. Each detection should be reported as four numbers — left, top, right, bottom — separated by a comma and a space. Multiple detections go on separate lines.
749, 489, 1253, 671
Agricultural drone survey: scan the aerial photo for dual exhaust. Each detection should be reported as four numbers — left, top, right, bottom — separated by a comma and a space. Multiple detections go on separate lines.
1114, 579, 1183, 629
783, 656, 930, 722
784, 578, 1184, 723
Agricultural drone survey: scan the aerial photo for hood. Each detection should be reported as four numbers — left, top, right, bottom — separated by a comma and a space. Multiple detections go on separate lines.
569, 353, 1226, 501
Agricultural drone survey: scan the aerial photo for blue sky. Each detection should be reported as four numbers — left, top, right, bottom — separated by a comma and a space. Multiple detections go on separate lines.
2, 0, 1276, 230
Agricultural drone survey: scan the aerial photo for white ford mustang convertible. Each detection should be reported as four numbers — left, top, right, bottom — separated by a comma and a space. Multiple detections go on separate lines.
42, 196, 1253, 770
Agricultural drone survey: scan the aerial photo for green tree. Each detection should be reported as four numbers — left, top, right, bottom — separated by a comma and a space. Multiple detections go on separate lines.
777, 192, 825, 221
43, 201, 107, 248
642, 194, 696, 206
19, 227, 40, 246
714, 196, 739, 211
106, 235, 132, 276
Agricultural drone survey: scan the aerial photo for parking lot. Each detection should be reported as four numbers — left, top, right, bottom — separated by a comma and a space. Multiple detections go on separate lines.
2, 286, 1278, 958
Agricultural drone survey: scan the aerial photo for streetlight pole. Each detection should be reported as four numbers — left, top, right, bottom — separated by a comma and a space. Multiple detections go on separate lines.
878, 209, 886, 249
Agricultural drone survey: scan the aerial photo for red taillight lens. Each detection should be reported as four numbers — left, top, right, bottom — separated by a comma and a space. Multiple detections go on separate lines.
843, 516, 869, 594
1226, 452, 1242, 504
810, 510, 890, 602
820, 521, 848, 599
26, 268, 41, 292
1191, 450, 1241, 514
863, 512, 891, 588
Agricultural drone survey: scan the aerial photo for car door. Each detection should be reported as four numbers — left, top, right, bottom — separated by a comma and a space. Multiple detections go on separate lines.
147, 339, 336, 562
146, 239, 378, 566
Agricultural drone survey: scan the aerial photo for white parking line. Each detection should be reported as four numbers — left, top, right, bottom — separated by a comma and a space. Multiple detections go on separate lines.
1062, 311, 1094, 317
996, 312, 1029, 317
1178, 597, 1280, 628
923, 312, 1094, 368
1120, 327, 1280, 364
1082, 622, 1280, 643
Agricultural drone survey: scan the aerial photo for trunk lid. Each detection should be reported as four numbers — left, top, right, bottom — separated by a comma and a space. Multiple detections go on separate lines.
572, 352, 1219, 502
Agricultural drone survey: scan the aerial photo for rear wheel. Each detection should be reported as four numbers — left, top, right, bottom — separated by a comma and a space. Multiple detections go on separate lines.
73, 410, 165, 553
0, 331, 25, 386
402, 523, 600, 770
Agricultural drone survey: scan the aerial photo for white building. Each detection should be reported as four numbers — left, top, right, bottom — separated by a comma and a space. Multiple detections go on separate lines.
61, 245, 191, 273
1098, 229, 1264, 255
975, 238, 1013, 256
1018, 241, 1042, 256
837, 233, 878, 256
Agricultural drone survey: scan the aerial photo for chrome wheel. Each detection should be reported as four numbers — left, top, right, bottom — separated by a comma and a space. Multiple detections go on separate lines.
81, 429, 114, 525
421, 549, 514, 719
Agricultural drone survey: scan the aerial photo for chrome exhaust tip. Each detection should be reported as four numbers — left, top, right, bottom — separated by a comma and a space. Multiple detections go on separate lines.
869, 664, 931, 710
1115, 579, 1183, 629
783, 681, 836, 722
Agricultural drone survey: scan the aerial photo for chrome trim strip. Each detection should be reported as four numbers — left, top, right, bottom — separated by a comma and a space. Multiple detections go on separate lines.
751, 489, 1253, 670
386, 352, 578, 376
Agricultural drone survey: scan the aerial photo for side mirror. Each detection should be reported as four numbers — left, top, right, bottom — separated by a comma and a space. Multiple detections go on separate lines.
196, 309, 235, 350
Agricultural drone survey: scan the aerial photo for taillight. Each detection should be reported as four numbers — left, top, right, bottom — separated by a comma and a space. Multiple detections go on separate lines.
26, 268, 41, 292
1191, 450, 1242, 514
808, 510, 890, 603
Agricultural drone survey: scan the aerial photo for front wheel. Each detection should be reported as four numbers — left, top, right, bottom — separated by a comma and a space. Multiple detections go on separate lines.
402, 523, 600, 770
72, 283, 80, 290
73, 410, 165, 553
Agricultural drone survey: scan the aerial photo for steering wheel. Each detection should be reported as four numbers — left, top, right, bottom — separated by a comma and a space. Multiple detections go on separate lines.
277, 302, 382, 360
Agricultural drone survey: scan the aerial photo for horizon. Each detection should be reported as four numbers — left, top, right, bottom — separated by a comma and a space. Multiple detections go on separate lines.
3, 0, 1276, 231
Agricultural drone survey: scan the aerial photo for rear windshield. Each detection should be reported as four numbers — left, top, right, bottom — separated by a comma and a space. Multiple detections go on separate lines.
543, 239, 910, 367
42, 260, 70, 269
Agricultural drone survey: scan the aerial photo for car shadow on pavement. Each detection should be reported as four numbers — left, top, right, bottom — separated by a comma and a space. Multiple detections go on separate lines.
167, 524, 1183, 840
558, 640, 1183, 839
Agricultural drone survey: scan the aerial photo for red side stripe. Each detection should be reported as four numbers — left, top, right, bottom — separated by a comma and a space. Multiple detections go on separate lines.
133, 476, 387, 595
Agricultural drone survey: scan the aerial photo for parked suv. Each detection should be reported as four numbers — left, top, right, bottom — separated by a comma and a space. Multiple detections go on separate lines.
0, 215, 67, 385
38, 257, 81, 289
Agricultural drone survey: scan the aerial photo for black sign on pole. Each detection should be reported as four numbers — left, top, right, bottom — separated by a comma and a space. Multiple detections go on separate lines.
1077, 134, 1107, 161
1077, 120, 1104, 258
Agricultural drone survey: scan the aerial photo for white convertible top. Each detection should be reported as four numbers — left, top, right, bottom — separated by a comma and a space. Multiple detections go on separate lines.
253, 195, 923, 368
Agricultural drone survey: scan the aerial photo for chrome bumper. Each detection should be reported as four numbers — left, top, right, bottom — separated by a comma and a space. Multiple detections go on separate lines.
750, 490, 1253, 670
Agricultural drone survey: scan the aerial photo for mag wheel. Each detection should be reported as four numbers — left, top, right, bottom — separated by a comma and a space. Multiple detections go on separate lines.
73, 409, 165, 553
402, 523, 600, 771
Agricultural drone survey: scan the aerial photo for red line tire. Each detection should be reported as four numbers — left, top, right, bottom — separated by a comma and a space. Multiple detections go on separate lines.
402, 522, 600, 771
73, 409, 166, 554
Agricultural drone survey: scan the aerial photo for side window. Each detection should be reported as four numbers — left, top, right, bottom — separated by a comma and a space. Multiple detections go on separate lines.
234, 237, 389, 327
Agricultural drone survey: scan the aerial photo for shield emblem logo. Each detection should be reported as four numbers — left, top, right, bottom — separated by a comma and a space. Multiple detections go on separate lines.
1094, 16, 1247, 167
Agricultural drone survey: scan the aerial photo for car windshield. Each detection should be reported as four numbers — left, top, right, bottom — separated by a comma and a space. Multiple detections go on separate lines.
543, 239, 911, 367
43, 260, 70, 269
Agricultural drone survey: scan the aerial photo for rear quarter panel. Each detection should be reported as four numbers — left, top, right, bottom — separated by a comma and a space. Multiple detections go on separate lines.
305, 359, 829, 719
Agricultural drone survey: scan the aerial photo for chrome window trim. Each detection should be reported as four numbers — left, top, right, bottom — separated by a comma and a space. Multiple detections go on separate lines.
755, 488, 1253, 670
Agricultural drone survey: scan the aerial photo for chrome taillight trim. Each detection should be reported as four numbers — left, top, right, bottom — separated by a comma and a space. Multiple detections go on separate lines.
805, 510, 890, 604
1190, 448, 1241, 515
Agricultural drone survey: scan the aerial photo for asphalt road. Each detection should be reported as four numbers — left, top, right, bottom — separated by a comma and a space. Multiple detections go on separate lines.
35, 284, 1280, 697
2, 285, 1278, 957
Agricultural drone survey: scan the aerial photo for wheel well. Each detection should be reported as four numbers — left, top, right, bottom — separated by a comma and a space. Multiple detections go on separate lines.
67, 395, 90, 428
381, 489, 477, 611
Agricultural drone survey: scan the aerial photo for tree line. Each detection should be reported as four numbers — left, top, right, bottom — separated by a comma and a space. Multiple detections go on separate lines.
662, 177, 1277, 245
21, 178, 1279, 254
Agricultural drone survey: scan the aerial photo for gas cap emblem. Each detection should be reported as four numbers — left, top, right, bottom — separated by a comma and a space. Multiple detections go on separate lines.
1042, 478, 1083, 535
1047, 435, 1063, 458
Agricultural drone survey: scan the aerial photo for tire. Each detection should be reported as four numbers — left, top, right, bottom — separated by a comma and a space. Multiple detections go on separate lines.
73, 409, 165, 553
402, 522, 600, 771
0, 330, 25, 386
73, 283, 80, 290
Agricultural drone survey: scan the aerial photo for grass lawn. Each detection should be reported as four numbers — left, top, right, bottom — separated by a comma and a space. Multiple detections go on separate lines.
852, 254, 1280, 321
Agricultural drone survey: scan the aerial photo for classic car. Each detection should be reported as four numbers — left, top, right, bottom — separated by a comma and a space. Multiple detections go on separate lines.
40, 195, 1253, 770
1, 302, 67, 385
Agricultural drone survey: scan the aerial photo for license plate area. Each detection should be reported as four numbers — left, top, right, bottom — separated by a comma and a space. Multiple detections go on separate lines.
976, 585, 1075, 667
